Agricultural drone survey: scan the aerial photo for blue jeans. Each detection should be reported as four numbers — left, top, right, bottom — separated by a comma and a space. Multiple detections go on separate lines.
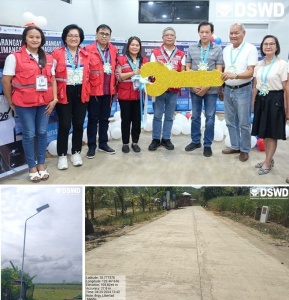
190, 92, 217, 147
152, 91, 178, 140
15, 105, 49, 169
224, 84, 252, 153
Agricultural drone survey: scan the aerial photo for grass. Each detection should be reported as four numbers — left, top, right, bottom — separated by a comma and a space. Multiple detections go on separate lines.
91, 209, 166, 227
33, 283, 82, 300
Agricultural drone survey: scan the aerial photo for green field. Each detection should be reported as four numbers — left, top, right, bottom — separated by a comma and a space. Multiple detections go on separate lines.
33, 283, 82, 300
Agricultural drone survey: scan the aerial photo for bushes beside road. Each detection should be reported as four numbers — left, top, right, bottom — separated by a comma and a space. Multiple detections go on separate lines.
207, 196, 289, 228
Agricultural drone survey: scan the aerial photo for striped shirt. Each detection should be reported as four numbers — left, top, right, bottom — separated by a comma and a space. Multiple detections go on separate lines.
186, 41, 223, 94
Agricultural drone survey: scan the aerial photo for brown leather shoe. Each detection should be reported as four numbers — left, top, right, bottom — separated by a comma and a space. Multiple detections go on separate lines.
239, 152, 249, 162
222, 148, 240, 154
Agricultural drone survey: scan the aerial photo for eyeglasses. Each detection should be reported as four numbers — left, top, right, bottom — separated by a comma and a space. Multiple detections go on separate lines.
98, 32, 111, 38
163, 34, 175, 37
67, 35, 80, 39
263, 42, 276, 46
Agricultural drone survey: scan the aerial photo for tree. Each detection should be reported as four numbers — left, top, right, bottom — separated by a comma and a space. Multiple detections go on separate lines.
114, 187, 132, 216
85, 187, 112, 219
1, 261, 36, 300
85, 186, 96, 219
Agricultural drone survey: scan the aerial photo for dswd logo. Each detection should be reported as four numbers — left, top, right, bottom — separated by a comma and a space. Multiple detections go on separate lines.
250, 188, 259, 197
250, 187, 289, 199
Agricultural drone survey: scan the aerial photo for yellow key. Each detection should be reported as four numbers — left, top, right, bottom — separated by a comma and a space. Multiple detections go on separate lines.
140, 62, 224, 97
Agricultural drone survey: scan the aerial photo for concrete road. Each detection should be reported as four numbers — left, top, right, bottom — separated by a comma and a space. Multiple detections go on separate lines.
85, 207, 289, 300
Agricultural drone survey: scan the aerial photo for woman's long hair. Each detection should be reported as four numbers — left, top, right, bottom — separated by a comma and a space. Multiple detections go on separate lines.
22, 26, 47, 67
125, 36, 143, 65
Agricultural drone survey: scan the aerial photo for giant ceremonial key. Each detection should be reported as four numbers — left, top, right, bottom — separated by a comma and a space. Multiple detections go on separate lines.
140, 62, 224, 97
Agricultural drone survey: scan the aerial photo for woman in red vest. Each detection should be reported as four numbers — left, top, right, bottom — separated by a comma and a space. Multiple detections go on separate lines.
2, 26, 57, 182
116, 36, 148, 153
52, 24, 90, 170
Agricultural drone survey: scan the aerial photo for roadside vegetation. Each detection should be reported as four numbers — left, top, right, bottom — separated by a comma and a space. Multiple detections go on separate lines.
204, 189, 289, 242
93, 208, 166, 227
207, 197, 289, 227
85, 186, 202, 225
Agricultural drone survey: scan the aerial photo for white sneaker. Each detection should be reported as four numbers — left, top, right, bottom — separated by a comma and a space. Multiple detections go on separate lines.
71, 151, 83, 166
58, 155, 68, 170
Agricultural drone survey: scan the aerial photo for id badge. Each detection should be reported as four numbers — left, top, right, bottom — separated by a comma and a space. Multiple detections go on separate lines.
103, 63, 112, 74
36, 75, 48, 91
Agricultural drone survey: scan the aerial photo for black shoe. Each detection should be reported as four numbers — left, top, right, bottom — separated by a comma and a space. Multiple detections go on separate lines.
131, 143, 141, 152
161, 138, 174, 150
122, 145, 130, 153
185, 142, 202, 152
99, 144, 116, 154
86, 148, 96, 159
148, 139, 161, 151
203, 147, 212, 157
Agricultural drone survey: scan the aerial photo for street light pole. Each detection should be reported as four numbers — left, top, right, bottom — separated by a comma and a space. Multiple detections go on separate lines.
19, 204, 49, 300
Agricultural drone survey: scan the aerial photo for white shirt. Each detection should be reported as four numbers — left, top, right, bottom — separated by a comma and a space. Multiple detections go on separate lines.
254, 58, 287, 91
223, 41, 258, 86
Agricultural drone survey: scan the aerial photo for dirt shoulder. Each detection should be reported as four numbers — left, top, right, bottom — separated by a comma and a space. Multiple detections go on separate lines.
213, 210, 289, 242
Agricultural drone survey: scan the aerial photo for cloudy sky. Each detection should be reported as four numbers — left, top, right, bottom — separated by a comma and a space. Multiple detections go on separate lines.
1, 185, 83, 283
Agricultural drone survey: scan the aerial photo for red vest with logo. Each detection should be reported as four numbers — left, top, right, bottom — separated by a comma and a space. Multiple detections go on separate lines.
52, 46, 90, 104
11, 46, 53, 107
84, 41, 118, 96
152, 45, 185, 93
116, 55, 149, 100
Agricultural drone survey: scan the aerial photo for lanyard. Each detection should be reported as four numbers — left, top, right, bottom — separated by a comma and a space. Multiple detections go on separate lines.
261, 56, 276, 84
230, 42, 245, 65
126, 55, 140, 70
200, 43, 210, 63
66, 47, 80, 74
160, 46, 177, 64
29, 54, 43, 74
97, 43, 111, 64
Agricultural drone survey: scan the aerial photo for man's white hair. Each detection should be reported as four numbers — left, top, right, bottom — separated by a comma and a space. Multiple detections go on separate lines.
162, 27, 176, 37
230, 23, 246, 32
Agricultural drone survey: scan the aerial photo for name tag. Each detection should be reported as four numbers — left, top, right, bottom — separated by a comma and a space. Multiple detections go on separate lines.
36, 75, 48, 91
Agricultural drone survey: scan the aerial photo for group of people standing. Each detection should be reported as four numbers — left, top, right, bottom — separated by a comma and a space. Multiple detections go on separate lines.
2, 21, 289, 183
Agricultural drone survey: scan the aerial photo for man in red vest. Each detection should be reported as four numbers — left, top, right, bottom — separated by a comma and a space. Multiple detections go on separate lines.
85, 24, 118, 158
148, 27, 186, 151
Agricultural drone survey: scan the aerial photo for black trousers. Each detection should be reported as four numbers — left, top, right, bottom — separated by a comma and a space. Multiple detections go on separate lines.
56, 85, 87, 155
87, 95, 112, 149
118, 99, 141, 144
